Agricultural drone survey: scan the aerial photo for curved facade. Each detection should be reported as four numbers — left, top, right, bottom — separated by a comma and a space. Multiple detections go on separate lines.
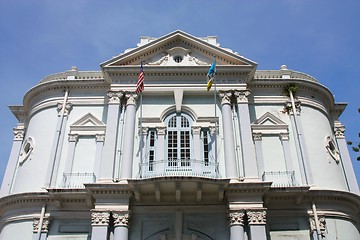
0, 30, 359, 240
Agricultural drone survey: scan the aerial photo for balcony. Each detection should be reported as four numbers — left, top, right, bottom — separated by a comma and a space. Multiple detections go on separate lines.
262, 171, 297, 187
62, 172, 96, 188
138, 159, 220, 179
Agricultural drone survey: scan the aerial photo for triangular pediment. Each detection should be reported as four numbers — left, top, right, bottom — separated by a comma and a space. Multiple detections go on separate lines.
101, 30, 257, 68
70, 113, 106, 134
253, 112, 286, 126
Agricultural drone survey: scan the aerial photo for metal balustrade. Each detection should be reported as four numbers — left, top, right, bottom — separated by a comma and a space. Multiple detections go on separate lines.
62, 172, 96, 188
138, 159, 220, 179
262, 171, 297, 187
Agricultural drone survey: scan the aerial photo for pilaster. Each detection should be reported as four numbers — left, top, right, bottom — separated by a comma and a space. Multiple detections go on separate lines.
91, 211, 110, 240
234, 90, 258, 180
229, 210, 245, 240
247, 209, 267, 240
32, 217, 50, 240
113, 211, 130, 240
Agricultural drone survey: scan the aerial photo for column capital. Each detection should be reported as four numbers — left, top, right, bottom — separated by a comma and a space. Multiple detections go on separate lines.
68, 133, 79, 142
33, 217, 50, 233
229, 210, 246, 226
95, 134, 106, 142
218, 91, 233, 105
91, 211, 110, 226
252, 132, 262, 141
157, 126, 166, 135
13, 125, 25, 141
139, 126, 149, 136
234, 89, 251, 103
247, 209, 267, 225
334, 125, 346, 139
283, 100, 301, 115
209, 126, 218, 135
125, 92, 138, 106
192, 126, 201, 135
309, 216, 326, 236
107, 90, 124, 104
279, 132, 290, 141
57, 102, 73, 116
112, 211, 130, 227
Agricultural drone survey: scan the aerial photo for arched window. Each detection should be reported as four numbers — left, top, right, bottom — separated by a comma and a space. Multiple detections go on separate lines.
166, 113, 193, 167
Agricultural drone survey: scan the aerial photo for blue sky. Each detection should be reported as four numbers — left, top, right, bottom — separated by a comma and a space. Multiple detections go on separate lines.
0, 0, 359, 186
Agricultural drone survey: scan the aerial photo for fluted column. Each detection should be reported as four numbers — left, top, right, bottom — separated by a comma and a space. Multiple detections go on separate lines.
234, 90, 258, 180
229, 210, 245, 240
113, 211, 130, 240
91, 211, 110, 240
100, 91, 123, 180
247, 209, 267, 240
334, 123, 359, 193
219, 91, 238, 179
120, 93, 138, 179
0, 124, 25, 196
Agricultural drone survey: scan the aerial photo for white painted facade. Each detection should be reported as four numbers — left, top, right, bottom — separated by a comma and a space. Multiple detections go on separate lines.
0, 30, 359, 240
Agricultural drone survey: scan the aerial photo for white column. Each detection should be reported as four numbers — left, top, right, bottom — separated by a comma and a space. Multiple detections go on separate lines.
209, 126, 219, 177
247, 209, 267, 240
91, 211, 110, 240
0, 124, 25, 197
334, 123, 359, 193
234, 90, 258, 180
219, 91, 238, 179
253, 133, 264, 179
229, 210, 245, 240
120, 93, 138, 179
113, 211, 130, 240
100, 91, 123, 181
139, 127, 148, 178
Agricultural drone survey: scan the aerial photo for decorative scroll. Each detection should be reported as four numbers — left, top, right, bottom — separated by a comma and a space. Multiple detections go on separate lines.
247, 209, 267, 225
112, 211, 130, 227
91, 211, 110, 226
229, 211, 245, 226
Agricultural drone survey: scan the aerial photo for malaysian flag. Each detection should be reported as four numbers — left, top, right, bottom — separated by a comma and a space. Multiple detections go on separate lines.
135, 63, 144, 94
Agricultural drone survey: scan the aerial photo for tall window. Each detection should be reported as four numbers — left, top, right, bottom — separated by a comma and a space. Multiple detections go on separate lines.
147, 129, 156, 171
166, 113, 192, 167
202, 129, 210, 165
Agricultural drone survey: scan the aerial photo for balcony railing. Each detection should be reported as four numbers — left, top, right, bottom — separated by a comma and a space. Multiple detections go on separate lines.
262, 171, 297, 187
62, 172, 96, 188
138, 159, 220, 179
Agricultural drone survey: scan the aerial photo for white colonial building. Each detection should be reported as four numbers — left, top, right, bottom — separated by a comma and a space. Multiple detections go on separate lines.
0, 30, 359, 240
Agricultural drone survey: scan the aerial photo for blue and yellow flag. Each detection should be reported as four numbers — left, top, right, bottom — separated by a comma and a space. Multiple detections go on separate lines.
207, 60, 216, 91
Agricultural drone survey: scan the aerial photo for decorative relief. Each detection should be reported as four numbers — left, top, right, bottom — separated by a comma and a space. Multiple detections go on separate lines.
229, 211, 245, 226
247, 209, 267, 225
13, 126, 25, 140
91, 211, 110, 226
57, 102, 73, 116
325, 136, 340, 163
283, 101, 301, 114
309, 216, 326, 236
112, 211, 130, 227
334, 125, 345, 138
19, 136, 35, 166
107, 91, 124, 104
33, 218, 50, 233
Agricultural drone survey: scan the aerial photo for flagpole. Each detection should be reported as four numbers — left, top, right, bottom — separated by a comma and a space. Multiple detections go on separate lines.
213, 57, 218, 177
